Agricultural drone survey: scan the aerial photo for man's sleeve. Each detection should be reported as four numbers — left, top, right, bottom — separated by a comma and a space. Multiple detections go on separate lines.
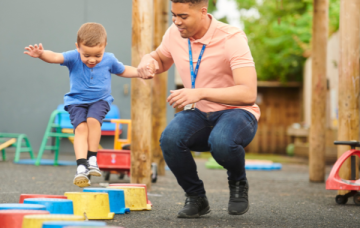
225, 31, 255, 70
60, 50, 78, 69
110, 54, 125, 74
156, 27, 172, 58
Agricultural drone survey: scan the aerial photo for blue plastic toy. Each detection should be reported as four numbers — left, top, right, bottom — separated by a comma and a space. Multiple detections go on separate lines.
0, 203, 46, 210
42, 221, 106, 228
24, 198, 73, 214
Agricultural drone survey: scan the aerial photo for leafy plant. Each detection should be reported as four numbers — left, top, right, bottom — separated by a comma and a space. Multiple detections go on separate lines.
210, 0, 340, 82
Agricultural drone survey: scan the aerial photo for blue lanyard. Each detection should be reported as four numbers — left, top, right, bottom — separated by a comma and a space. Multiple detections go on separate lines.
188, 39, 206, 89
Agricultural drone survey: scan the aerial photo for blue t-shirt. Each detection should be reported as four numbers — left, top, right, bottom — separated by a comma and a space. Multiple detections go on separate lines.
61, 50, 125, 108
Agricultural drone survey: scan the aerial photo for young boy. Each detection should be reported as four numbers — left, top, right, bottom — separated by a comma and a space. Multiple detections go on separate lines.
24, 22, 153, 187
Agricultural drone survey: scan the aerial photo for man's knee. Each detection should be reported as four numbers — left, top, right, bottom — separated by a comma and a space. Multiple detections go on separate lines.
87, 117, 100, 127
208, 133, 240, 162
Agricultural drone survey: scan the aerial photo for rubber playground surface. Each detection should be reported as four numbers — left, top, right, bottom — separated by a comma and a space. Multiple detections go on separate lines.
1, 152, 359, 228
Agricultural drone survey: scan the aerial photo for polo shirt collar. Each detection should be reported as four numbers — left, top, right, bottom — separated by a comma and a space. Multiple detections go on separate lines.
190, 14, 217, 45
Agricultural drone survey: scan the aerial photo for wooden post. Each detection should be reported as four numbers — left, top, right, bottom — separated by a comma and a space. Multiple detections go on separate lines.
309, 0, 328, 182
131, 0, 154, 188
151, 0, 169, 176
337, 0, 360, 195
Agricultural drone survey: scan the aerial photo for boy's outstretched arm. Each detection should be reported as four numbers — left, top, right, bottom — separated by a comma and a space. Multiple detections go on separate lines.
116, 65, 154, 79
24, 43, 64, 64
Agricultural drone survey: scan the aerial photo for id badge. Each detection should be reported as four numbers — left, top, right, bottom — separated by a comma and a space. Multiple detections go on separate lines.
184, 103, 196, 111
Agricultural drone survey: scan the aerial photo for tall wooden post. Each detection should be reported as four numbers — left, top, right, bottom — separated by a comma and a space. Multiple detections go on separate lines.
337, 0, 360, 195
131, 0, 154, 188
151, 0, 169, 176
309, 0, 328, 182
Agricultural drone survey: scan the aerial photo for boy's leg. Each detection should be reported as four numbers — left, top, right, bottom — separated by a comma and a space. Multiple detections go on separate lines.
86, 100, 110, 176
67, 104, 91, 187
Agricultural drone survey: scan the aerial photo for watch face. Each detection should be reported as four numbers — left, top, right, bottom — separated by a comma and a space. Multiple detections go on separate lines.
184, 103, 196, 111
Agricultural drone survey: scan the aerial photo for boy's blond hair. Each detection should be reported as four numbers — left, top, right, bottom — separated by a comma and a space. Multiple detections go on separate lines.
77, 22, 107, 47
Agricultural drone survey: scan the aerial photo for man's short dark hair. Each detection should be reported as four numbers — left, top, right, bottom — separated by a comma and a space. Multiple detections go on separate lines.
171, 0, 208, 6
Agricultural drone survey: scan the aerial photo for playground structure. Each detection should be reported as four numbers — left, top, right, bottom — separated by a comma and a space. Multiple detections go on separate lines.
97, 119, 158, 183
0, 133, 34, 162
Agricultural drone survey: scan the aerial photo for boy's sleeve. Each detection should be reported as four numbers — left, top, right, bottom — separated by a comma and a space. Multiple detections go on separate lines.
61, 50, 79, 69
225, 31, 255, 70
110, 54, 126, 74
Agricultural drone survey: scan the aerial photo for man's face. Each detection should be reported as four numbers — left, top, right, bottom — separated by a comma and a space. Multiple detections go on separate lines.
171, 2, 207, 38
76, 43, 106, 68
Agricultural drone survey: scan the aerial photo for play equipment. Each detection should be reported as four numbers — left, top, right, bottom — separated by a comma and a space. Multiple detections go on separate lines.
109, 183, 152, 206
41, 221, 106, 228
0, 210, 49, 228
0, 133, 34, 162
205, 157, 282, 170
82, 188, 130, 214
326, 141, 360, 205
107, 186, 151, 211
64, 192, 114, 220
0, 204, 46, 211
35, 105, 121, 166
97, 119, 131, 181
24, 199, 73, 214
19, 195, 67, 203
22, 214, 84, 228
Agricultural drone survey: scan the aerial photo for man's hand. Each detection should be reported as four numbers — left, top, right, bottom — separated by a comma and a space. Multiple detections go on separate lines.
24, 43, 44, 58
137, 54, 159, 79
167, 88, 203, 109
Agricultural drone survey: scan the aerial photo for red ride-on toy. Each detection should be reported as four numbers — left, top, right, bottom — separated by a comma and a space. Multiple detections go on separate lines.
96, 119, 157, 183
326, 141, 360, 205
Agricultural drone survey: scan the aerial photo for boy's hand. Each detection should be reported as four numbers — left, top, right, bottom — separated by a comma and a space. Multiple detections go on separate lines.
137, 54, 159, 79
24, 43, 44, 58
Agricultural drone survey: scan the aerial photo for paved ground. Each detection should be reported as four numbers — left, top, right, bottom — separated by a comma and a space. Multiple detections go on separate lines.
1, 152, 359, 228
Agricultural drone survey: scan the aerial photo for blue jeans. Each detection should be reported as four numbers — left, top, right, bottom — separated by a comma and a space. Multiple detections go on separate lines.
160, 108, 258, 196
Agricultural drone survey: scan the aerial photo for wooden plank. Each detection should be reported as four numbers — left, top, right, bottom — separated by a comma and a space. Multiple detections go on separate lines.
0, 138, 16, 150
131, 0, 154, 188
337, 0, 360, 195
151, 0, 169, 176
309, 0, 328, 182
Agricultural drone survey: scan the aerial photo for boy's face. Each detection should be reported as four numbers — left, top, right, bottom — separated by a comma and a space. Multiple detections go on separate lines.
76, 43, 106, 68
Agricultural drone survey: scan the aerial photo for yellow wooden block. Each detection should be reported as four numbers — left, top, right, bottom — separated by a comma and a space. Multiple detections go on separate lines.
107, 186, 151, 211
22, 214, 84, 228
64, 192, 114, 219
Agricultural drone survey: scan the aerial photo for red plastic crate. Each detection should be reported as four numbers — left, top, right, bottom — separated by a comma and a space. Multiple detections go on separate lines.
97, 149, 131, 172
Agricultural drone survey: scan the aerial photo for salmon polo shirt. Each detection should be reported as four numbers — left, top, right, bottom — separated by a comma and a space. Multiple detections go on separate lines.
157, 14, 260, 121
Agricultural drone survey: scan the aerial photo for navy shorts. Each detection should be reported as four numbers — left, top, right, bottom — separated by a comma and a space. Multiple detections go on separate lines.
66, 100, 110, 130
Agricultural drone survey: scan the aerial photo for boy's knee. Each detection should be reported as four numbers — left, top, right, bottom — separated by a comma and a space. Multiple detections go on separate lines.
75, 122, 87, 134
87, 117, 101, 127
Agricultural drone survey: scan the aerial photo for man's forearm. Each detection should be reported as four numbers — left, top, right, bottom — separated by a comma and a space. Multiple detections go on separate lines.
198, 85, 256, 106
39, 50, 64, 64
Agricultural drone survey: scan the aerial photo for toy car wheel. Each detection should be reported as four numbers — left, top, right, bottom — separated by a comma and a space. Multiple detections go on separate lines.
353, 192, 360, 206
104, 172, 111, 181
335, 195, 348, 204
119, 173, 125, 179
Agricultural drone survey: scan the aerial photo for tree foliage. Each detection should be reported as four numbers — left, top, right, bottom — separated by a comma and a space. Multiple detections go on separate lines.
210, 0, 340, 82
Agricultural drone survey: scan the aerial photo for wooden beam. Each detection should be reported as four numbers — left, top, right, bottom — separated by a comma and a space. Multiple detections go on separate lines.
151, 0, 169, 176
337, 0, 360, 195
309, 0, 328, 182
131, 0, 154, 188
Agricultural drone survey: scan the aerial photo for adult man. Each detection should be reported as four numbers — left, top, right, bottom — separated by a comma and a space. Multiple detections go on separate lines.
137, 0, 260, 218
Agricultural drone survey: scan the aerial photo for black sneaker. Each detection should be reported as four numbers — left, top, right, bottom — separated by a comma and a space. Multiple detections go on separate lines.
228, 180, 249, 215
177, 194, 210, 218
73, 164, 91, 188
88, 156, 102, 177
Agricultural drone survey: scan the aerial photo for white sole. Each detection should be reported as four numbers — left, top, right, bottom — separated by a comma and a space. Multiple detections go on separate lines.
73, 175, 91, 188
89, 169, 102, 177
